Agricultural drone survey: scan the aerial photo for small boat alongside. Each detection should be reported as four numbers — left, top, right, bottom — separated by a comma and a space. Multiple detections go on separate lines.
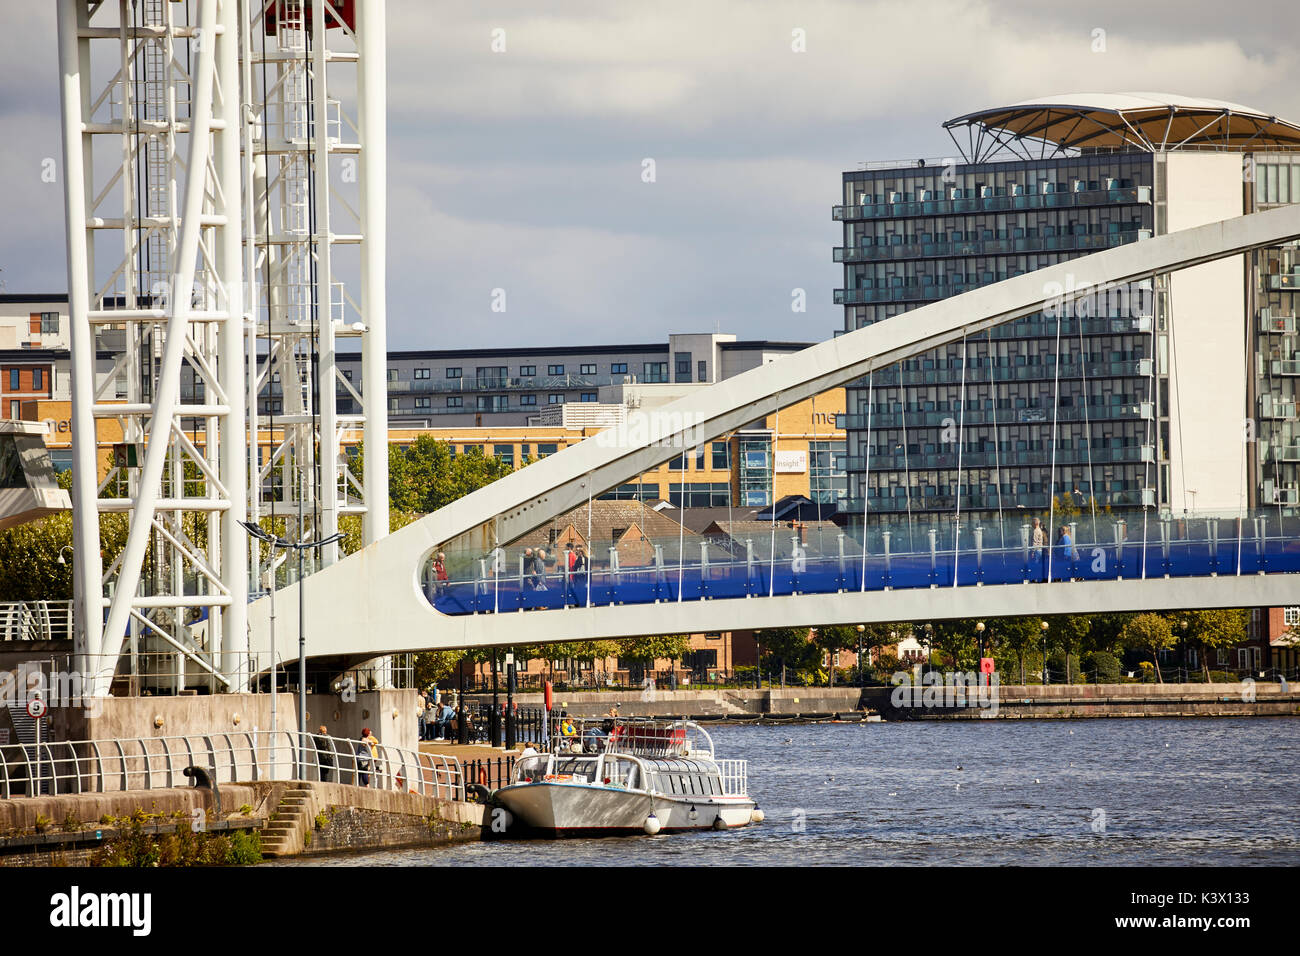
492, 719, 762, 837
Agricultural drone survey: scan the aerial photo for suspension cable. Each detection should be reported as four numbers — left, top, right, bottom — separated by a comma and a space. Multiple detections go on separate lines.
1078, 304, 1099, 543
1047, 302, 1064, 582
858, 370, 872, 591
952, 333, 966, 585
987, 328, 1005, 549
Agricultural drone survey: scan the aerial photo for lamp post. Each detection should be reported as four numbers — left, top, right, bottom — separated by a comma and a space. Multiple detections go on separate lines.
923, 623, 933, 678
856, 624, 865, 686
490, 647, 501, 747
754, 630, 762, 689
239, 521, 345, 779
1040, 620, 1050, 685
1180, 619, 1189, 683
976, 621, 986, 685
505, 649, 516, 750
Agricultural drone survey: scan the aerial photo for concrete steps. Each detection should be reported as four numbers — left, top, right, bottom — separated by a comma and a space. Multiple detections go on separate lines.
259, 786, 315, 858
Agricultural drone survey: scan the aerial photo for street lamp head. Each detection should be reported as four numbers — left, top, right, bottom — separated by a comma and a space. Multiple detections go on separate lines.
1040, 620, 1049, 631
856, 624, 865, 633
976, 621, 985, 633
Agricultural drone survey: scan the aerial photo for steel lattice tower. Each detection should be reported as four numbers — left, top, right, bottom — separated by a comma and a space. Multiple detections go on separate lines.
57, 0, 388, 697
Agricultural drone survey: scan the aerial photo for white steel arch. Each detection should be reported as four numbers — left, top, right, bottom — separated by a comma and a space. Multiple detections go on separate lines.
248, 203, 1300, 660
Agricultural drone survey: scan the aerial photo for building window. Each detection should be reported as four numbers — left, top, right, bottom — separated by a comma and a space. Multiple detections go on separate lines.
414, 368, 430, 380
8, 369, 18, 390
675, 352, 692, 383
548, 364, 565, 376
520, 365, 536, 377
810, 440, 848, 504
32, 368, 43, 391
494, 444, 514, 468
580, 363, 597, 376
415, 397, 431, 409
388, 398, 400, 412
698, 360, 708, 382
611, 363, 628, 375
598, 483, 660, 501
1285, 607, 1300, 627
386, 369, 397, 382
669, 482, 731, 508
548, 394, 564, 405
477, 395, 507, 412
738, 434, 772, 506
711, 442, 730, 470
446, 367, 462, 379
520, 394, 537, 406
644, 362, 668, 383
40, 312, 59, 334
447, 396, 463, 408
343, 369, 353, 380
580, 392, 597, 402
537, 443, 558, 458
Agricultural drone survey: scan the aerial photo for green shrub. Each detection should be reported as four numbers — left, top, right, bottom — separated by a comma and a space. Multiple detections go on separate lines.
1082, 651, 1122, 684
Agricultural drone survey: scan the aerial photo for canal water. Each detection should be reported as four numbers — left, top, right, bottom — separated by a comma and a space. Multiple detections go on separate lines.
269, 718, 1300, 866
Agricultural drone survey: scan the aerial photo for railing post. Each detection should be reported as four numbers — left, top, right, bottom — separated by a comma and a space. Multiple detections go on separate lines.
973, 525, 984, 584
1114, 520, 1127, 580
836, 532, 846, 589
881, 530, 892, 588
744, 538, 756, 596
1020, 523, 1031, 582
927, 528, 938, 586
1159, 515, 1171, 577
1254, 515, 1267, 573
699, 541, 710, 598
1207, 517, 1220, 575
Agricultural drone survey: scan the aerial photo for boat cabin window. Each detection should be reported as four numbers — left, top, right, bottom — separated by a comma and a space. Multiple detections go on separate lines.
514, 755, 551, 782
551, 757, 597, 782
599, 756, 641, 790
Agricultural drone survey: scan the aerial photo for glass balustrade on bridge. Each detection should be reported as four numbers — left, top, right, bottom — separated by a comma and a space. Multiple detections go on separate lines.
421, 510, 1300, 616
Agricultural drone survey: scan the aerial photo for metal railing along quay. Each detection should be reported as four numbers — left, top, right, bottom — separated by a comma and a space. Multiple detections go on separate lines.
0, 731, 462, 802
0, 602, 74, 643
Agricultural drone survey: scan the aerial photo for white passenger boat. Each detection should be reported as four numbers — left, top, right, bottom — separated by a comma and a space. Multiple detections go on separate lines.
492, 719, 762, 836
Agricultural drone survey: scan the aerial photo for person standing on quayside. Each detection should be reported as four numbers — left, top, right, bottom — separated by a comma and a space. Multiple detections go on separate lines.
314, 725, 334, 782
1031, 517, 1047, 581
355, 728, 375, 787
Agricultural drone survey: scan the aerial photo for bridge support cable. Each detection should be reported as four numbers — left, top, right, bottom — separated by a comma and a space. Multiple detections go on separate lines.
952, 333, 968, 586
987, 328, 1006, 549
1077, 307, 1099, 545
767, 402, 781, 598
676, 453, 685, 603
901, 381, 914, 552
1140, 283, 1159, 580
858, 370, 873, 592
1047, 302, 1064, 584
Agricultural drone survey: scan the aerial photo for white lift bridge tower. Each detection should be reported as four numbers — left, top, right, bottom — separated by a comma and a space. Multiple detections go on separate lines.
56, 0, 389, 697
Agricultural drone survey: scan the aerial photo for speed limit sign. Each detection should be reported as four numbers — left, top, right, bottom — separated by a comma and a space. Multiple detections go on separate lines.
26, 696, 47, 720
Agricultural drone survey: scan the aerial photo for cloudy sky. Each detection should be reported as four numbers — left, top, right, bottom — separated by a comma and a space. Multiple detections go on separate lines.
2, 0, 1297, 350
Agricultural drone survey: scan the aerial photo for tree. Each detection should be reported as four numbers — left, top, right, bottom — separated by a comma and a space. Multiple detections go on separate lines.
1167, 609, 1249, 681
757, 627, 820, 684
990, 617, 1043, 685
812, 625, 859, 686
1046, 614, 1091, 683
1122, 613, 1176, 682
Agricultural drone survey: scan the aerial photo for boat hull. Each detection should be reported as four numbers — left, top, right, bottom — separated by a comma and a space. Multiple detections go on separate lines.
494, 782, 756, 836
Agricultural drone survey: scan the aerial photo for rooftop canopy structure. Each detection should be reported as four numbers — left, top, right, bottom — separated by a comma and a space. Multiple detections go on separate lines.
944, 92, 1300, 163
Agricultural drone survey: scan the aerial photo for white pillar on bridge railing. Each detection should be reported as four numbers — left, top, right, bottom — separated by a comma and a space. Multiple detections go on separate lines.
837, 532, 846, 585
1020, 524, 1031, 582
745, 538, 755, 595
1207, 518, 1219, 573
973, 525, 984, 577
608, 546, 620, 578
1253, 516, 1267, 573
653, 544, 666, 587
881, 530, 892, 584
699, 541, 709, 581
928, 529, 938, 586
1159, 515, 1171, 576
1114, 520, 1127, 580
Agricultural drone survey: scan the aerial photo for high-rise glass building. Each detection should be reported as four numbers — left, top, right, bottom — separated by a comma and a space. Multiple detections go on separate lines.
835, 94, 1300, 542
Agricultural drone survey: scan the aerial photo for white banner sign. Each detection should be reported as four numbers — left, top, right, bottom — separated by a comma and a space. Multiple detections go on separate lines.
774, 450, 806, 474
